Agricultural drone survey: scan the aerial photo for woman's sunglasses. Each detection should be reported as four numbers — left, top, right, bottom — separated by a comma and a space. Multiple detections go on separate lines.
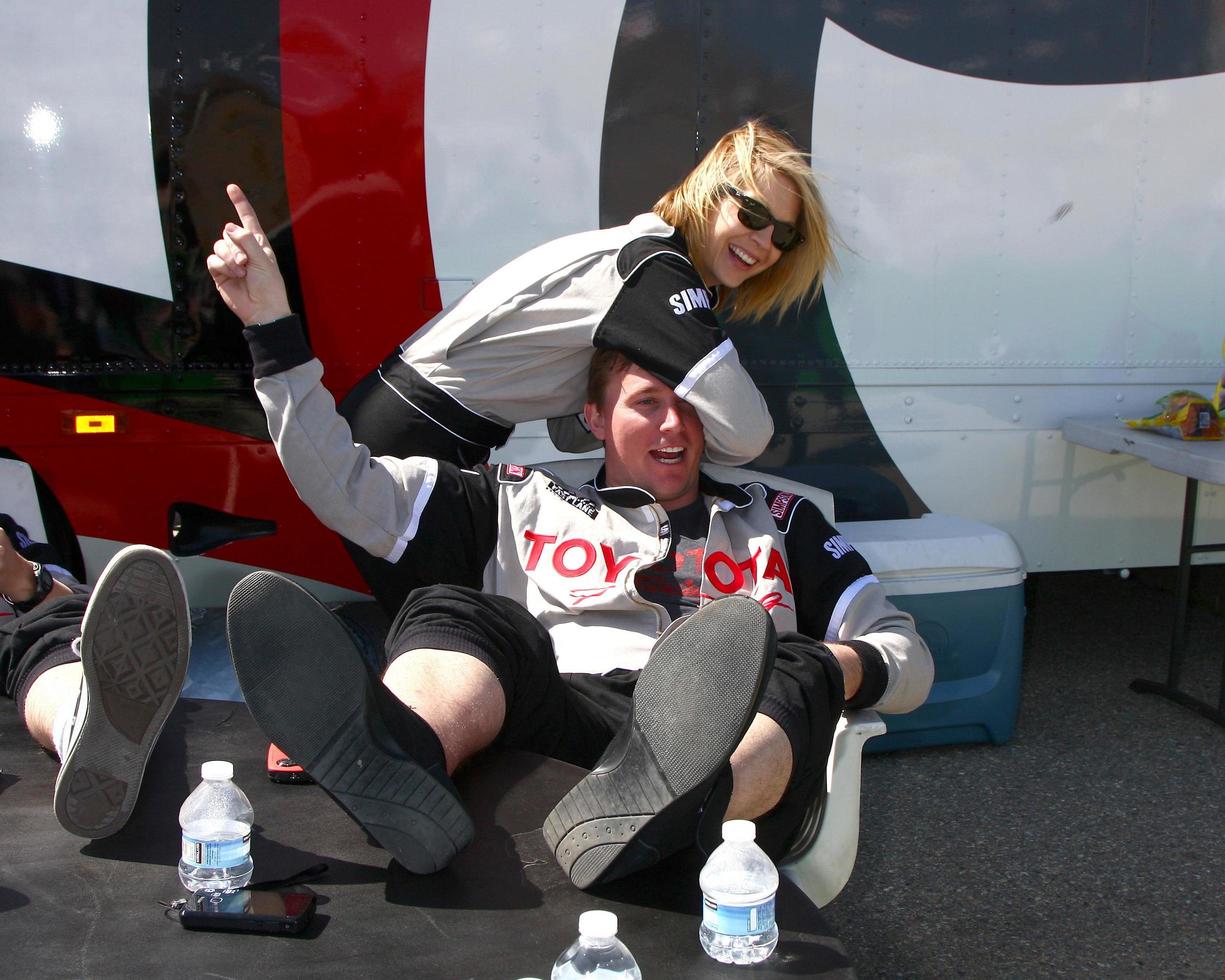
723, 184, 804, 252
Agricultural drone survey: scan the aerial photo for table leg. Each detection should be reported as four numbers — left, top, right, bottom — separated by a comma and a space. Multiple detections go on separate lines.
1129, 476, 1225, 726
1168, 476, 1198, 689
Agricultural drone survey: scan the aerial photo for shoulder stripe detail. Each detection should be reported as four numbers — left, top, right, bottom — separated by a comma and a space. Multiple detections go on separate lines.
674, 337, 734, 399
824, 574, 880, 643
388, 457, 438, 563
617, 235, 693, 282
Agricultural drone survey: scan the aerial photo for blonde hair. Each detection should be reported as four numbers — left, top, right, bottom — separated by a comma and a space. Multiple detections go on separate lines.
653, 119, 836, 322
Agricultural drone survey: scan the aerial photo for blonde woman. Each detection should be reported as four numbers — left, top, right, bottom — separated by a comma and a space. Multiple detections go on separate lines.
333, 119, 835, 464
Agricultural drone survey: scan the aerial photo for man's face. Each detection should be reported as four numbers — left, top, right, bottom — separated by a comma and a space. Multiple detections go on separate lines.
584, 363, 705, 509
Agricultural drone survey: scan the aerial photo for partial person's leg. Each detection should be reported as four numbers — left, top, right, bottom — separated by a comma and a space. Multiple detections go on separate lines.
382, 649, 505, 774
727, 713, 793, 822
4, 593, 87, 750
736, 633, 845, 860
22, 660, 82, 751
543, 595, 777, 889
381, 584, 618, 774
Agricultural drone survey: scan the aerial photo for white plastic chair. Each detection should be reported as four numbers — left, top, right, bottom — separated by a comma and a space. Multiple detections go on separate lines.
779, 708, 886, 907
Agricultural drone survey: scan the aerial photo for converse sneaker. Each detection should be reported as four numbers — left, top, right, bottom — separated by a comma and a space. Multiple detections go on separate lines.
54, 546, 191, 838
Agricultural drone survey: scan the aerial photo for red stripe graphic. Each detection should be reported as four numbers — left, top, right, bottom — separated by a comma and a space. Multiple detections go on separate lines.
279, 1, 440, 400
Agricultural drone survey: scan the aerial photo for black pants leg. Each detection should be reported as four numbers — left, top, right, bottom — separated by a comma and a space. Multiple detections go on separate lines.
385, 584, 625, 768
0, 593, 88, 721
752, 633, 846, 857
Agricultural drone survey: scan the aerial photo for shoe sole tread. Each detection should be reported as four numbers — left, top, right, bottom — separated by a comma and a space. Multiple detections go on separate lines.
544, 596, 774, 888
54, 547, 190, 838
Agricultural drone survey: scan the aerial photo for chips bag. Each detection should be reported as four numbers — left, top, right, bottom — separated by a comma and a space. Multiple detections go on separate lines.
1125, 390, 1223, 440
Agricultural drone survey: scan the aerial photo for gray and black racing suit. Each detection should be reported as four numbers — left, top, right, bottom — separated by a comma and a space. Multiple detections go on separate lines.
338, 212, 774, 467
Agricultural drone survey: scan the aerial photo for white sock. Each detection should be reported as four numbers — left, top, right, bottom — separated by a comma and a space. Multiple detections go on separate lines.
51, 676, 87, 762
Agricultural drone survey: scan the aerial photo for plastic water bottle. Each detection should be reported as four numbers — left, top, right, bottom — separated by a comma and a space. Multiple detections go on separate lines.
177, 760, 254, 893
699, 819, 779, 964
551, 910, 642, 979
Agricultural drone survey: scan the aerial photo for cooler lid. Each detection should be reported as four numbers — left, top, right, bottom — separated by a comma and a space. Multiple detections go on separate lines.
839, 515, 1026, 595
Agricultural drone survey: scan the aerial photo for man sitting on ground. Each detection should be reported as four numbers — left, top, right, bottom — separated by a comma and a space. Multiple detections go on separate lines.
212, 199, 934, 883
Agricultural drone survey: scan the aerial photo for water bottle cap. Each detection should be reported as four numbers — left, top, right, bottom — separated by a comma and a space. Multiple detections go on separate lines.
578, 910, 618, 939
201, 760, 233, 781
722, 819, 757, 842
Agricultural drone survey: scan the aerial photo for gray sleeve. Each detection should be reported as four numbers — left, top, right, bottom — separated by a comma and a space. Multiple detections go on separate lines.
254, 359, 444, 562
831, 579, 935, 714
673, 338, 774, 466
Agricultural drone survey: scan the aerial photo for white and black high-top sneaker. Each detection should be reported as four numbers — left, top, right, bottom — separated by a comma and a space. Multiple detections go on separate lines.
54, 546, 191, 838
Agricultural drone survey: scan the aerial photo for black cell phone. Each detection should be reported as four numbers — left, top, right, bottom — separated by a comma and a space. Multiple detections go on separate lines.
179, 886, 316, 934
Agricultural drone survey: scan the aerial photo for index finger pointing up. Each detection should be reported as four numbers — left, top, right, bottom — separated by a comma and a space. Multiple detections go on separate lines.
226, 183, 268, 239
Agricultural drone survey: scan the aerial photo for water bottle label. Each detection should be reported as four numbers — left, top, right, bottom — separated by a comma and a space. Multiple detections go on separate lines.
181, 832, 251, 869
702, 893, 776, 936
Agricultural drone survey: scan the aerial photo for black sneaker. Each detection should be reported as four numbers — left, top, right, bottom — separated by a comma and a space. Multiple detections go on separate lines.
54, 546, 191, 838
543, 595, 776, 888
226, 571, 473, 873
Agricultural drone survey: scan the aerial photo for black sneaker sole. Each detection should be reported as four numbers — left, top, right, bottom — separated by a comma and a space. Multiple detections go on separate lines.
54, 546, 191, 838
226, 571, 473, 873
543, 595, 775, 888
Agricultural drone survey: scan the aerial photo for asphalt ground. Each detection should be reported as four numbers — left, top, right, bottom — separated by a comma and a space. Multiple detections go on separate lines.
823, 568, 1225, 979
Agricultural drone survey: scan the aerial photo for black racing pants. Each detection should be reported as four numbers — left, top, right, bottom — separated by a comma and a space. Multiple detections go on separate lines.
384, 584, 845, 859
0, 591, 88, 720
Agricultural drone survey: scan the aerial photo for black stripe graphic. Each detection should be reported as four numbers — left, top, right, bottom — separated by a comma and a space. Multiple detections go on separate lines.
602, 3, 921, 520
601, 1, 1225, 521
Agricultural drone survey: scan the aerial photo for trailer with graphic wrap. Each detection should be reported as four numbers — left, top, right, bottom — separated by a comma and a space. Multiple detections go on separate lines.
3, 1, 1225, 600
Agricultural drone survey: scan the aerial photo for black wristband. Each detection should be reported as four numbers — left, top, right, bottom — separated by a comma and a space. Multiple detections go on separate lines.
242, 314, 314, 379
843, 639, 889, 709
3, 561, 55, 614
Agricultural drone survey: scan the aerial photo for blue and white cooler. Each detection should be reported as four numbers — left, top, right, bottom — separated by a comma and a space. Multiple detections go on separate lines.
840, 514, 1027, 752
